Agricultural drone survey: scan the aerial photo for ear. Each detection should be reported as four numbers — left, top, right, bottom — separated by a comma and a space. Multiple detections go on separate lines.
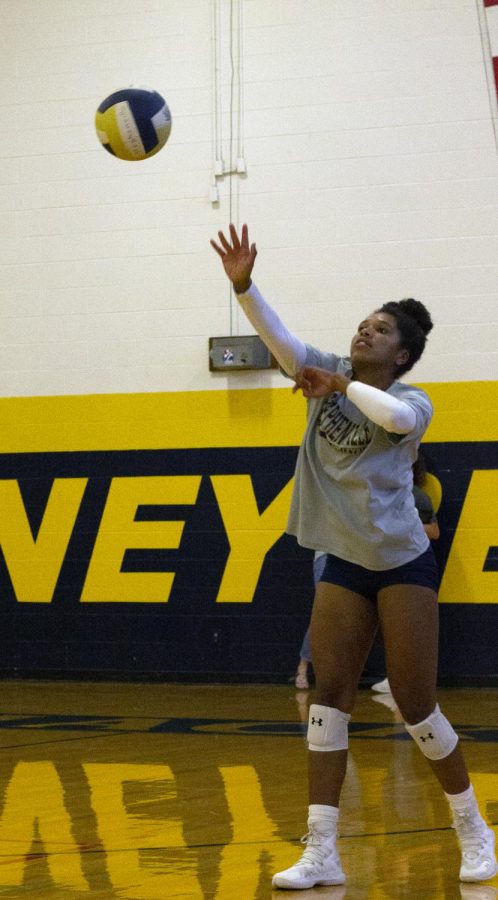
396, 348, 410, 367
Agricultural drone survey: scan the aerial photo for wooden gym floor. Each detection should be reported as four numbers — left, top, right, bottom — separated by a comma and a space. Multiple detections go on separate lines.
0, 680, 496, 899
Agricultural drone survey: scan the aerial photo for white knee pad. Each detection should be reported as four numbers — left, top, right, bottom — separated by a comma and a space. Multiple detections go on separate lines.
307, 704, 351, 752
405, 704, 459, 760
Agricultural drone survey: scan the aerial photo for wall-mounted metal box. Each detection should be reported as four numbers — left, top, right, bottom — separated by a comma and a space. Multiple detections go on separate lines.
209, 335, 274, 371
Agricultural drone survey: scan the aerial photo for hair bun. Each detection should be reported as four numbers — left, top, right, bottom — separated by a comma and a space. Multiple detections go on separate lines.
398, 298, 433, 336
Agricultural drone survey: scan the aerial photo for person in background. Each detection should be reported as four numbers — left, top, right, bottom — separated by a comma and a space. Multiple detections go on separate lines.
295, 552, 325, 690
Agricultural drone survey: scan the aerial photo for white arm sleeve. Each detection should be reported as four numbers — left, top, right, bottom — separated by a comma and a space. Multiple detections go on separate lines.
235, 282, 307, 376
346, 380, 416, 434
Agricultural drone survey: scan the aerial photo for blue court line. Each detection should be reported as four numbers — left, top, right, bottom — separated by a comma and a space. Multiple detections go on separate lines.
0, 713, 496, 742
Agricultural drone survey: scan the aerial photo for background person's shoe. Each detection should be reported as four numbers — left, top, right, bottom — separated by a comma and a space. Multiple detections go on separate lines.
371, 692, 399, 713
371, 677, 391, 693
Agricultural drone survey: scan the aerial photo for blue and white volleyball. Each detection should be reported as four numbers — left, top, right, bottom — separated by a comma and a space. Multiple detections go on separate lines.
95, 87, 172, 161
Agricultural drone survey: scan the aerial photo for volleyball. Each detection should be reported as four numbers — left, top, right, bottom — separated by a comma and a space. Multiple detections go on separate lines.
95, 87, 172, 161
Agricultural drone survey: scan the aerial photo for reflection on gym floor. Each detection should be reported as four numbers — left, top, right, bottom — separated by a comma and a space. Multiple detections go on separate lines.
0, 681, 496, 898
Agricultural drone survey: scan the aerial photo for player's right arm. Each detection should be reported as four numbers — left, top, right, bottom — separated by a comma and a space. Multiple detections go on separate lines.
210, 223, 306, 376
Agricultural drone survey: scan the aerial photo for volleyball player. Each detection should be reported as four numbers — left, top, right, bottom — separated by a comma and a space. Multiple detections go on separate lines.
210, 224, 497, 889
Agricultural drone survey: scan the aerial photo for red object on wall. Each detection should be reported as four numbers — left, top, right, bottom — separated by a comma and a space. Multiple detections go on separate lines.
493, 57, 498, 91
484, 0, 498, 100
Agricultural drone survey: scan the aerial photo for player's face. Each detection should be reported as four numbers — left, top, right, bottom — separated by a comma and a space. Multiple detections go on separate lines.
350, 312, 409, 371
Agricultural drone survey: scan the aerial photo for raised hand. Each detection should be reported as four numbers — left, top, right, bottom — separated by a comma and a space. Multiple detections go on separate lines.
210, 223, 257, 293
293, 367, 351, 398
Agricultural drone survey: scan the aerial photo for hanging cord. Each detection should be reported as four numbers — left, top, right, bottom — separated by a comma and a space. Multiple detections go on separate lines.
228, 0, 236, 334
211, 0, 244, 334
237, 0, 245, 169
211, 0, 220, 169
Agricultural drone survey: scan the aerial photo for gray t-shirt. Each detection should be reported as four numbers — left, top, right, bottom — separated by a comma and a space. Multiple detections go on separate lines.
286, 346, 432, 571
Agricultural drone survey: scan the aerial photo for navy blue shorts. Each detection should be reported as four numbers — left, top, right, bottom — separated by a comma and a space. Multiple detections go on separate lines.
319, 545, 439, 600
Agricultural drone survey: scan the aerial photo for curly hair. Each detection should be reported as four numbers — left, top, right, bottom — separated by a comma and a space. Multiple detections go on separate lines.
377, 298, 433, 376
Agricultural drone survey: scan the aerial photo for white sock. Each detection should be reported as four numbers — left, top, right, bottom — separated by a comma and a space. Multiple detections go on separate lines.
445, 785, 486, 828
308, 804, 339, 832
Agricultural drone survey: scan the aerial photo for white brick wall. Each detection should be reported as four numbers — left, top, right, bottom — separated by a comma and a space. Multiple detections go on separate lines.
1, 0, 497, 395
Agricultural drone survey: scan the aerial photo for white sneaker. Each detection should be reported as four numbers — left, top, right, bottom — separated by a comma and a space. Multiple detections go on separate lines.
454, 814, 498, 882
272, 826, 345, 889
371, 692, 399, 712
371, 678, 391, 693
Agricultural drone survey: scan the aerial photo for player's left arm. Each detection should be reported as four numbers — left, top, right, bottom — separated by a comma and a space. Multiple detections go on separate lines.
346, 381, 416, 434
294, 367, 417, 435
